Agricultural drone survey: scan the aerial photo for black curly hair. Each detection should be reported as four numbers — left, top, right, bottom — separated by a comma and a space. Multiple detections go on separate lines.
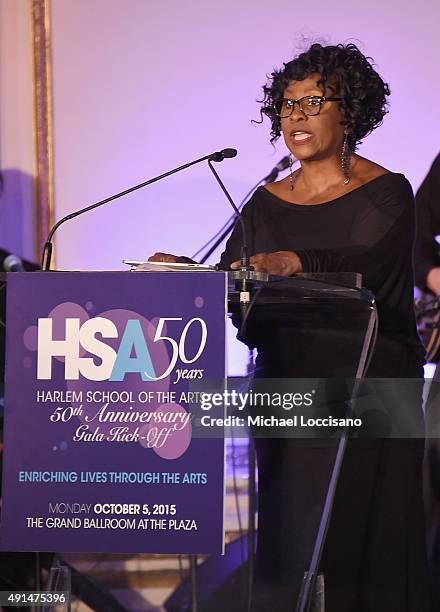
261, 43, 390, 151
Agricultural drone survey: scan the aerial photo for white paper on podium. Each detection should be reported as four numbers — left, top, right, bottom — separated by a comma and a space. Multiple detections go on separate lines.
123, 260, 216, 272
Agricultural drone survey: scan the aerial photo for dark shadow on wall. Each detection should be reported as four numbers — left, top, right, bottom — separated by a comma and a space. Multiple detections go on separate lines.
0, 168, 36, 262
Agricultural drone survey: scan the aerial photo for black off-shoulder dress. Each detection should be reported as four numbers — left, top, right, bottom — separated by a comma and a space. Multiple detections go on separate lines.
219, 173, 431, 611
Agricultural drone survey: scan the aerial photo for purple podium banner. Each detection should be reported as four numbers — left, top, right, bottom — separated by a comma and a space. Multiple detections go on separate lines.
1, 271, 227, 553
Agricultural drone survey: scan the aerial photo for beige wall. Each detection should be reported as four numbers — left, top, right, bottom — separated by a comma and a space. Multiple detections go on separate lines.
0, 0, 36, 261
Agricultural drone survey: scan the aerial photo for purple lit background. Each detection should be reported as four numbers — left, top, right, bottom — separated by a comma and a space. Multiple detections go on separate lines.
46, 1, 440, 372
50, 1, 440, 264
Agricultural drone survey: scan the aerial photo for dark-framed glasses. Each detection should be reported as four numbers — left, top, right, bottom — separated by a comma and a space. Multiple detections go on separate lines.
272, 95, 342, 118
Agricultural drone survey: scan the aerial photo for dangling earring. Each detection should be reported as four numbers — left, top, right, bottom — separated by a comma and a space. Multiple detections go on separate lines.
289, 154, 295, 190
341, 132, 350, 185
289, 154, 300, 190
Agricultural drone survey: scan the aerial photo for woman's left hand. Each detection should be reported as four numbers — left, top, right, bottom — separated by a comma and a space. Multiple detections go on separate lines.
230, 250, 302, 276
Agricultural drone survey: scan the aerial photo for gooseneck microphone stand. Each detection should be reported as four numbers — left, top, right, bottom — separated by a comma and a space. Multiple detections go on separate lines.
207, 159, 263, 324
207, 161, 250, 267
40, 148, 237, 271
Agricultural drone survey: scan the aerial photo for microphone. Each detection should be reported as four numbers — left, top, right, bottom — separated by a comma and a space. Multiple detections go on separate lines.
41, 148, 237, 271
263, 155, 291, 183
209, 149, 237, 162
3, 254, 25, 272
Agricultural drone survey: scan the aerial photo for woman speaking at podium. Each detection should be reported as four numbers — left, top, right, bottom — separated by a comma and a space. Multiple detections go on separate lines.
150, 42, 431, 611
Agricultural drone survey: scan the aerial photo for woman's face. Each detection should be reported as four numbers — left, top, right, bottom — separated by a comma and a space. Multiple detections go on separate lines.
281, 73, 345, 162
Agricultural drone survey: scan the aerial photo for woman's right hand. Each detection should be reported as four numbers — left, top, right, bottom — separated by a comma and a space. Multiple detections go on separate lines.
148, 252, 180, 263
148, 253, 196, 264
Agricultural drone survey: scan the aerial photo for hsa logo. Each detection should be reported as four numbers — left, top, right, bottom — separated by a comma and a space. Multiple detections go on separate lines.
37, 316, 207, 381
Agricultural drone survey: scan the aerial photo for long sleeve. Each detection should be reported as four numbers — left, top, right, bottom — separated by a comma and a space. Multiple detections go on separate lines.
414, 153, 440, 290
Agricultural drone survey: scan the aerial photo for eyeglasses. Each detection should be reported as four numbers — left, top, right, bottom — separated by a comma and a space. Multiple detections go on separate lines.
272, 96, 342, 118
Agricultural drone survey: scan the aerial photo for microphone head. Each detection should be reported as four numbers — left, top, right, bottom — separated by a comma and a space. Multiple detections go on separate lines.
3, 253, 24, 272
220, 148, 238, 159
209, 148, 238, 162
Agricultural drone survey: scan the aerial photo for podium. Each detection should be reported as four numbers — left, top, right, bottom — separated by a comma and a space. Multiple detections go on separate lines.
0, 271, 228, 555
0, 270, 377, 611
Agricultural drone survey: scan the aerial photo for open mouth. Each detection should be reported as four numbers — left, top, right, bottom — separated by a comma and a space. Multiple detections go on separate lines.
291, 131, 313, 144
